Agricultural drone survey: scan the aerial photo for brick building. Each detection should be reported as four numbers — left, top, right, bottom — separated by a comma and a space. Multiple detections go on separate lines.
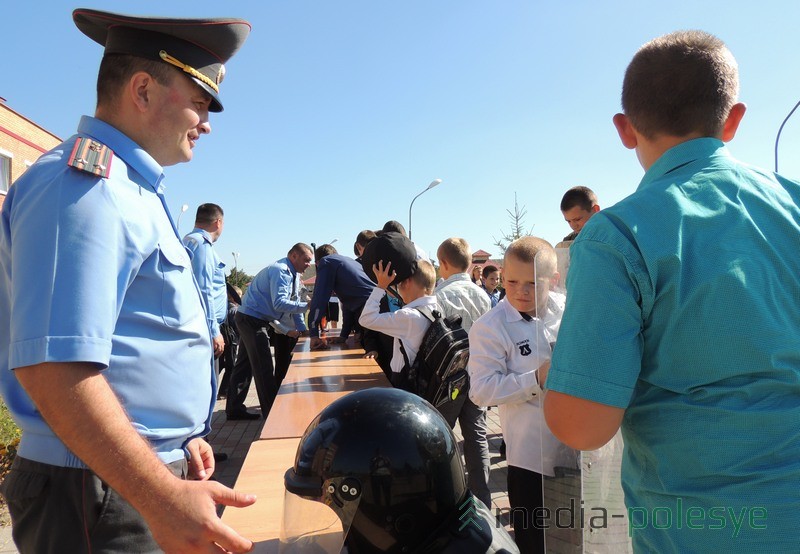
0, 97, 62, 208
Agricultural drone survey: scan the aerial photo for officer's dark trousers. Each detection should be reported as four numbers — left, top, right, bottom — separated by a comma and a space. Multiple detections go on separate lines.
0, 456, 186, 553
226, 311, 297, 418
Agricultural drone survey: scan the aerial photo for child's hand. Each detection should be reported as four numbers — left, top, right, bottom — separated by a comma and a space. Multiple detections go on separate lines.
372, 260, 396, 290
537, 359, 551, 388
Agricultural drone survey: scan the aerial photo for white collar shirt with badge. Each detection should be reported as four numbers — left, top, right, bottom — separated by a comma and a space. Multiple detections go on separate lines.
0, 116, 214, 468
467, 294, 575, 475
358, 287, 439, 374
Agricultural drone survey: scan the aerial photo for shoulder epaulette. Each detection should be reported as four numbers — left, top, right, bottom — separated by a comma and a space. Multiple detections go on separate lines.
67, 137, 113, 178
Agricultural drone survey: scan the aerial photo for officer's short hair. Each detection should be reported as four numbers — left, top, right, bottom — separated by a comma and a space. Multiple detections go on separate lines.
97, 54, 176, 108
288, 243, 313, 257
437, 238, 471, 272
194, 203, 223, 225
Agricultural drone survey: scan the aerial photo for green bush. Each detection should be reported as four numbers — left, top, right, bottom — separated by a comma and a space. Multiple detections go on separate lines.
0, 400, 20, 450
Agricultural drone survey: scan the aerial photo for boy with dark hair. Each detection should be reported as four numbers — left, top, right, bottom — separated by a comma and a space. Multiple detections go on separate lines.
559, 185, 600, 241
545, 31, 800, 551
354, 229, 376, 259
481, 264, 501, 307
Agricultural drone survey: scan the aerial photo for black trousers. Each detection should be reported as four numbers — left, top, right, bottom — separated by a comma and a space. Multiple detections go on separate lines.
1, 456, 186, 554
226, 311, 298, 418
507, 465, 546, 554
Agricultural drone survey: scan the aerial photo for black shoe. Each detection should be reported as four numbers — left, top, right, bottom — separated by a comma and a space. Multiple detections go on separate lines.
214, 452, 229, 462
499, 439, 506, 459
226, 410, 260, 421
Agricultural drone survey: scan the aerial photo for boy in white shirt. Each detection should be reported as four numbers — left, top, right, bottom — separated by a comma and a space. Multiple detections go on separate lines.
359, 259, 438, 387
468, 236, 575, 553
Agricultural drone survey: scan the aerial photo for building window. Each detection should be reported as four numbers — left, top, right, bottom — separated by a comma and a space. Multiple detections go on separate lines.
0, 150, 11, 193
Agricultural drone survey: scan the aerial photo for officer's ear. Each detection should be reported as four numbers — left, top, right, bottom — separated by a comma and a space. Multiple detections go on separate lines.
128, 71, 160, 113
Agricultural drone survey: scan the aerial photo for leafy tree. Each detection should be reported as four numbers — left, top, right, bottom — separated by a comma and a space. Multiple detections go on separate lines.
493, 192, 535, 255
227, 267, 253, 292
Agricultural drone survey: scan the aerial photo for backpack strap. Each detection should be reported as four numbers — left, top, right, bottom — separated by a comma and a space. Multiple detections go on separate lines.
398, 338, 411, 369
398, 306, 436, 375
414, 305, 437, 323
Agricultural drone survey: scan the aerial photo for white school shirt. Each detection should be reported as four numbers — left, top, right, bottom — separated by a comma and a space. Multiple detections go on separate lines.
467, 295, 576, 475
434, 273, 492, 332
359, 287, 438, 374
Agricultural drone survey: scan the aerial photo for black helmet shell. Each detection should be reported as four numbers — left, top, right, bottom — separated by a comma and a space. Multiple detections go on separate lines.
285, 388, 467, 553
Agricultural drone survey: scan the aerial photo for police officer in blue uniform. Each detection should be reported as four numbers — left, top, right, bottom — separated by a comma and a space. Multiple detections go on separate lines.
226, 243, 313, 420
0, 9, 253, 553
184, 203, 228, 359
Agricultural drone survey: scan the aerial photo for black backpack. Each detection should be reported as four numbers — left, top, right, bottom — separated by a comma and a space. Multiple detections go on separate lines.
398, 307, 471, 409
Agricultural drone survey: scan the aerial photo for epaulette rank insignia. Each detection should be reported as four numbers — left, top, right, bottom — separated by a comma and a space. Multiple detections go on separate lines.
67, 137, 113, 178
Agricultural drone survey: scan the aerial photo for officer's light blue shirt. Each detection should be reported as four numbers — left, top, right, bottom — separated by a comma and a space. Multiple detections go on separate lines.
239, 257, 307, 330
548, 138, 800, 551
0, 116, 215, 468
183, 228, 227, 337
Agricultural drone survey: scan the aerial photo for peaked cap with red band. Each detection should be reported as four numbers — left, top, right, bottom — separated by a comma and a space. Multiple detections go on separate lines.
73, 8, 251, 112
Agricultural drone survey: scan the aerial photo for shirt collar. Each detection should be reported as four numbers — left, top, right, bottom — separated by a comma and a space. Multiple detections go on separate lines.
189, 228, 214, 245
638, 137, 729, 192
499, 298, 531, 323
77, 116, 165, 193
406, 295, 438, 309
435, 272, 470, 291
280, 257, 297, 277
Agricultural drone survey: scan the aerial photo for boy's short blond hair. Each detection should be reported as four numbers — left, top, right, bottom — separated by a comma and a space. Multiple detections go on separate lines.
409, 260, 436, 295
504, 236, 557, 278
437, 238, 472, 272
622, 30, 739, 139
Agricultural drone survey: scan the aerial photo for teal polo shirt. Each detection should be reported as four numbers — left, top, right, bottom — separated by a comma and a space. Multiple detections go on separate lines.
548, 138, 800, 551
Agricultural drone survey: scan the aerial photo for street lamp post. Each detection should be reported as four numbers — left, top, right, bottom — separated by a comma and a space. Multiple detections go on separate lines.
408, 179, 442, 240
176, 203, 189, 234
232, 251, 240, 270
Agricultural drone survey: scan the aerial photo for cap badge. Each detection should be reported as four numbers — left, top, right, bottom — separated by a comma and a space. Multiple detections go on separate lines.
159, 50, 219, 93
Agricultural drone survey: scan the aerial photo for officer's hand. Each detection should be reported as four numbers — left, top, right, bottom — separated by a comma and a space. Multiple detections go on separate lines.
287, 330, 302, 339
147, 478, 256, 553
212, 334, 225, 358
186, 438, 215, 481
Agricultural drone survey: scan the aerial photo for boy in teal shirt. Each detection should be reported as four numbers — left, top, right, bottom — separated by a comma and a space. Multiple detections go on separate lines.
544, 31, 800, 551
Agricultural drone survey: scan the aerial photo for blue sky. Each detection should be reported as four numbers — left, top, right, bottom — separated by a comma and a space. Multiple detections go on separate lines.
5, 1, 800, 275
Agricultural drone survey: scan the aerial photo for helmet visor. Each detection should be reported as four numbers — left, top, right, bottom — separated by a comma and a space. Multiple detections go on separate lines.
280, 475, 361, 553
